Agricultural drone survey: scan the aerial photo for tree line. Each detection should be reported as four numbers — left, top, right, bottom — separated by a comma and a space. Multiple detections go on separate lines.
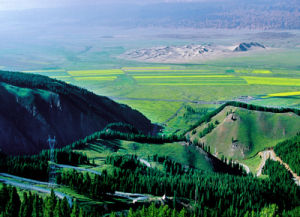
67, 127, 185, 151
99, 155, 299, 216
110, 203, 186, 217
0, 149, 89, 181
0, 185, 87, 217
274, 133, 300, 175
56, 169, 113, 199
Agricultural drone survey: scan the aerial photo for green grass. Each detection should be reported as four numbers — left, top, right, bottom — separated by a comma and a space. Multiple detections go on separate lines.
235, 69, 272, 74
262, 91, 300, 98
242, 76, 300, 86
116, 100, 182, 123
74, 76, 117, 81
1, 83, 53, 103
189, 106, 300, 161
22, 48, 300, 130
250, 97, 300, 109
164, 103, 218, 135
122, 66, 171, 71
240, 154, 261, 174
76, 139, 214, 172
68, 69, 124, 76
22, 69, 66, 73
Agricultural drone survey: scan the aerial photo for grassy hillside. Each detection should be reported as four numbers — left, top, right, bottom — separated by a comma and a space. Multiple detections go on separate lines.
74, 139, 214, 172
188, 105, 300, 162
0, 70, 156, 155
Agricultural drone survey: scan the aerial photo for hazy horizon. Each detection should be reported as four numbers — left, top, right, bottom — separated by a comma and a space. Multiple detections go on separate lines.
0, 0, 219, 11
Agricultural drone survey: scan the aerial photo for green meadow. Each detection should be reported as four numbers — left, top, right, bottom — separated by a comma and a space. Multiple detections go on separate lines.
20, 47, 300, 135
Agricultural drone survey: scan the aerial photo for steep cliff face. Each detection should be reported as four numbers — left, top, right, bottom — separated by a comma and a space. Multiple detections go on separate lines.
0, 80, 155, 155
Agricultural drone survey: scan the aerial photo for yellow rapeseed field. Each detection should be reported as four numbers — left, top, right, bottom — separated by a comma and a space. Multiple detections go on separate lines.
68, 69, 124, 76
263, 91, 300, 98
242, 76, 300, 86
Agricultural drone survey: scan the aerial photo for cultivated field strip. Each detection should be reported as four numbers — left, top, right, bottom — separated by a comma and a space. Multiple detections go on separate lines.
242, 76, 300, 86
74, 76, 117, 81
263, 91, 300, 98
68, 69, 124, 76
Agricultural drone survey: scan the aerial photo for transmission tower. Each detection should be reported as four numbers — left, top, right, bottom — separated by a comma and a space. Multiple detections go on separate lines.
48, 136, 56, 187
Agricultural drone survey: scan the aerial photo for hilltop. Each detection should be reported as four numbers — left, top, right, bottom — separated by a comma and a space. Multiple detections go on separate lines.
187, 103, 300, 162
234, 42, 265, 52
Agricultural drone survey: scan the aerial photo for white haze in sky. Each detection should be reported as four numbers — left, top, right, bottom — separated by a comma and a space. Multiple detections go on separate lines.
0, 0, 211, 11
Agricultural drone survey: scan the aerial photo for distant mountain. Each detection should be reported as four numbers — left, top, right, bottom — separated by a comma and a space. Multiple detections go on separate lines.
122, 44, 213, 63
0, 71, 156, 155
234, 42, 265, 52
1, 0, 300, 30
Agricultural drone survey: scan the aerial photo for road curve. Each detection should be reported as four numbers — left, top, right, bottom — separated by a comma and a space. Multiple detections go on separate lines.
0, 176, 73, 206
139, 158, 151, 168
257, 150, 276, 176
0, 173, 57, 186
53, 163, 102, 176
112, 191, 149, 204
239, 163, 250, 174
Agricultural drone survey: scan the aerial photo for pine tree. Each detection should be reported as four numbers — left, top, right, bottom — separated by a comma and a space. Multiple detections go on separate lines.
60, 197, 70, 217
44, 190, 56, 217
178, 208, 186, 217
70, 200, 79, 217
78, 208, 85, 217
5, 187, 21, 217
0, 184, 9, 212
109, 212, 116, 217
171, 209, 177, 217
19, 192, 29, 217
32, 194, 42, 217
173, 191, 177, 208
128, 208, 134, 217
53, 200, 62, 217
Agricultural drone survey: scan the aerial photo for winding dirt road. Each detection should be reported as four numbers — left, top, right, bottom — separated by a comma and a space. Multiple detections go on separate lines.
257, 149, 300, 186
239, 163, 250, 174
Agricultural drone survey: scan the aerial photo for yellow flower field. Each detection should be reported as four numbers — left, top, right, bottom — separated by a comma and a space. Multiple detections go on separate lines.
74, 76, 117, 81
242, 76, 300, 86
133, 75, 235, 79
235, 69, 272, 74
263, 91, 300, 98
68, 69, 124, 76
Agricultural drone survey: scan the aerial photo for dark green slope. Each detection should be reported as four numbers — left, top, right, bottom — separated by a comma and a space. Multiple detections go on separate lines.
0, 70, 156, 155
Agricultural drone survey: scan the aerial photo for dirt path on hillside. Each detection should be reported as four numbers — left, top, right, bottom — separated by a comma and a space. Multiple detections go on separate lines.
239, 163, 250, 174
257, 149, 300, 186
163, 104, 185, 125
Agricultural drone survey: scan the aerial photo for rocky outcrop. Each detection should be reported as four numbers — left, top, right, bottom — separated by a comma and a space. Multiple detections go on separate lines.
234, 42, 265, 52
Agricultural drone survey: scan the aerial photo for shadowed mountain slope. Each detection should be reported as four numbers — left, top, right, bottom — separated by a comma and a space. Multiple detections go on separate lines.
0, 70, 156, 155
